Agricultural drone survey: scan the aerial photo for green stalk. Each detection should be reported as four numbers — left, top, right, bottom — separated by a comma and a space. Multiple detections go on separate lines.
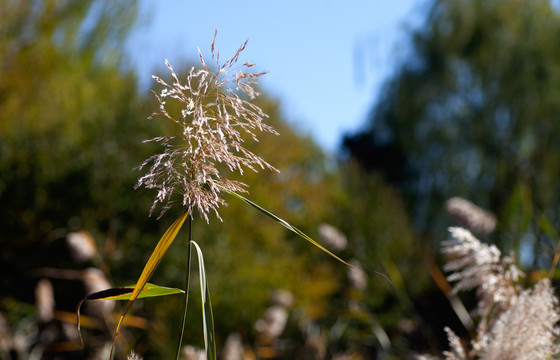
175, 214, 193, 360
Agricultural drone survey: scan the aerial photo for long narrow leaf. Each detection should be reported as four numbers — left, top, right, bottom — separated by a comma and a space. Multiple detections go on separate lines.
85, 283, 184, 301
222, 189, 344, 261
77, 283, 183, 348
110, 210, 189, 358
222, 187, 389, 280
191, 241, 216, 360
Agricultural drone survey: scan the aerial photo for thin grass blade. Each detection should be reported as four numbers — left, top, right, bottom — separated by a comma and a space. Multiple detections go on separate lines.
191, 241, 216, 360
176, 215, 193, 360
221, 188, 347, 262
222, 187, 389, 280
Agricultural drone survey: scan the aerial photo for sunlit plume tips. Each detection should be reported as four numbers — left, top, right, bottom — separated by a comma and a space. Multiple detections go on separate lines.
136, 33, 278, 222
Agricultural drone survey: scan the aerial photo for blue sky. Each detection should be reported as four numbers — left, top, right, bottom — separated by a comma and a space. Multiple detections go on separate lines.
127, 0, 426, 154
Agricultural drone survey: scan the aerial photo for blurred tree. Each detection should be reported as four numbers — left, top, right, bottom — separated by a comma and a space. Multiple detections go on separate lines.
344, 0, 560, 262
0, 0, 152, 281
0, 1, 159, 358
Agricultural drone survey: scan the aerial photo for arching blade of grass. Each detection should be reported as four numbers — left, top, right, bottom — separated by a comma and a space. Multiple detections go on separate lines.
221, 188, 348, 263
222, 187, 389, 280
191, 241, 216, 360
77, 283, 183, 347
109, 210, 189, 358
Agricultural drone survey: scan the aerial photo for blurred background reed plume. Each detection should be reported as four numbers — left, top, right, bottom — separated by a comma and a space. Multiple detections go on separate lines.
419, 227, 560, 360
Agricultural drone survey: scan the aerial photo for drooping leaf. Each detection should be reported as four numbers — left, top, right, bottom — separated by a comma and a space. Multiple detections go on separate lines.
222, 187, 389, 280
191, 240, 216, 360
109, 210, 189, 357
222, 188, 346, 262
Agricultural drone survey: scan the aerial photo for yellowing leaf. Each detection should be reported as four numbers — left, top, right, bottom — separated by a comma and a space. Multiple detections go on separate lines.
110, 210, 189, 357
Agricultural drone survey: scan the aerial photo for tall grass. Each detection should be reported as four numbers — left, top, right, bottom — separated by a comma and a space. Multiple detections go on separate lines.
79, 31, 372, 359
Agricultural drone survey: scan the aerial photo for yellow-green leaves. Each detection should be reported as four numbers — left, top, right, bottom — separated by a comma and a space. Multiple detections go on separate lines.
110, 210, 189, 357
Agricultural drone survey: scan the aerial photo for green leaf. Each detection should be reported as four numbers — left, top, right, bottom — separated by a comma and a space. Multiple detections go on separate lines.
191, 241, 216, 360
77, 283, 183, 348
110, 210, 189, 357
85, 283, 184, 301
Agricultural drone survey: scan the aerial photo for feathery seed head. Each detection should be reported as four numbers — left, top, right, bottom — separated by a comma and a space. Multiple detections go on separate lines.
443, 227, 523, 317
136, 32, 278, 221
441, 227, 560, 359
